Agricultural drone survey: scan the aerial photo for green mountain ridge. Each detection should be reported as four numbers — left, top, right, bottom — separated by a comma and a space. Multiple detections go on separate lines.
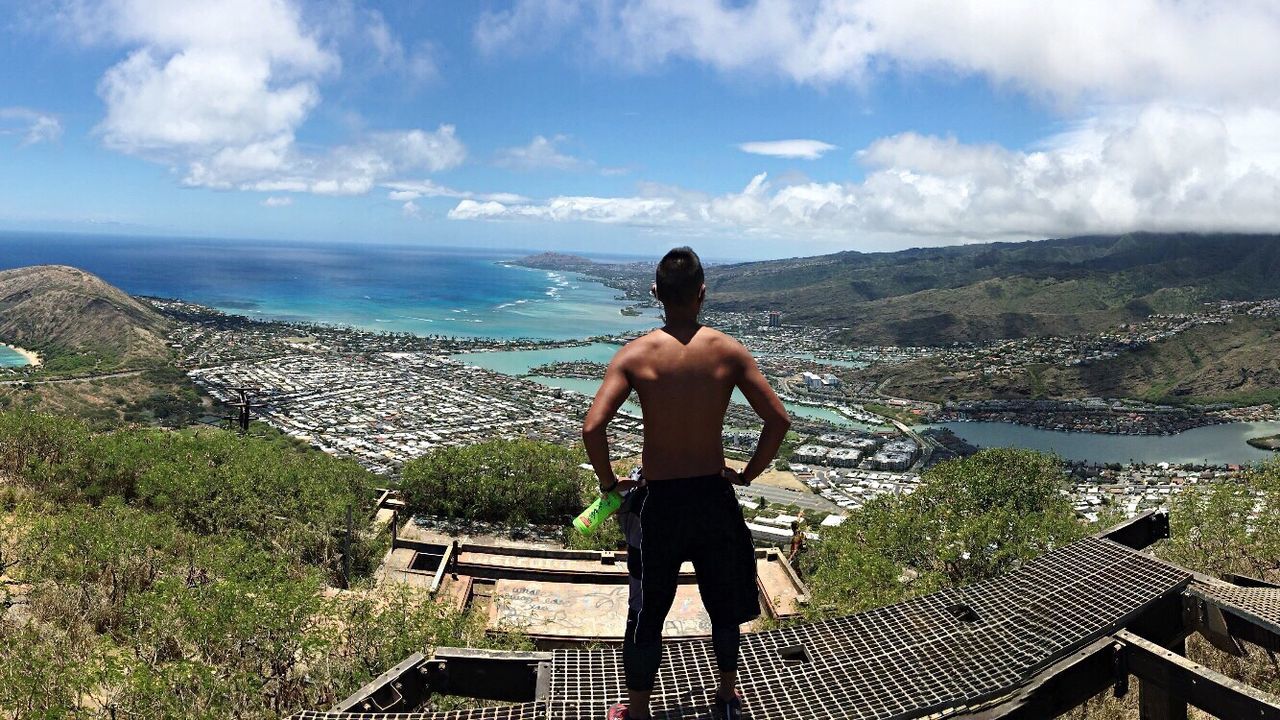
524, 233, 1280, 346
707, 233, 1280, 344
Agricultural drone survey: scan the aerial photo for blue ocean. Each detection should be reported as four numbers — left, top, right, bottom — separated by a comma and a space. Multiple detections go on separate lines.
0, 232, 661, 340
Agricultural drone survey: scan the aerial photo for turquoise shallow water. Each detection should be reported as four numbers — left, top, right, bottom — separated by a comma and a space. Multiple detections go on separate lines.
929, 421, 1280, 466
0, 346, 30, 367
452, 343, 622, 374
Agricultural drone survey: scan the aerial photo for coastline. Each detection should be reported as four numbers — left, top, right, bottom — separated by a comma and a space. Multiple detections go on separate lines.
1, 342, 41, 366
1247, 434, 1280, 451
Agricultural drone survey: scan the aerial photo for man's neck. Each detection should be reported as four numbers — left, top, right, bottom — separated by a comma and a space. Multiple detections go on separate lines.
663, 303, 699, 325
661, 309, 702, 342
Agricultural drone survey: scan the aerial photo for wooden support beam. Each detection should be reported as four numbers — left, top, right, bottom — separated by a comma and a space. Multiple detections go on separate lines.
1116, 629, 1280, 720
1222, 573, 1280, 589
1139, 637, 1188, 720
965, 626, 1280, 720
1188, 584, 1280, 652
430, 540, 455, 594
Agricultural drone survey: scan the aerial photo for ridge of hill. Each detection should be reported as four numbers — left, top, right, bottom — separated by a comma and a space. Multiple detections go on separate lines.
523, 233, 1280, 346
0, 264, 173, 371
875, 315, 1280, 406
707, 233, 1280, 344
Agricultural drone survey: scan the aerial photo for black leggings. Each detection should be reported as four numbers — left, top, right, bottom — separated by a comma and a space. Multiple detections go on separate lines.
625, 613, 740, 692
619, 475, 760, 692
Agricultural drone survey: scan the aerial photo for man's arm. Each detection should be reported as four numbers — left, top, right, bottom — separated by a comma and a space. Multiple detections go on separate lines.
730, 348, 791, 484
582, 352, 632, 491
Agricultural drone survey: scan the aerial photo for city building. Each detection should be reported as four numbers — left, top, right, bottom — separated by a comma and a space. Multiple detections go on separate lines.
795, 444, 830, 464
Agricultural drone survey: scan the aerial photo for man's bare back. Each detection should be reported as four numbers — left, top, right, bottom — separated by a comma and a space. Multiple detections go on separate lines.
612, 326, 756, 481
583, 321, 789, 487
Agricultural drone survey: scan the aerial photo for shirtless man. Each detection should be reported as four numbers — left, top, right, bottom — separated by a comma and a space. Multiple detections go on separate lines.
582, 247, 792, 720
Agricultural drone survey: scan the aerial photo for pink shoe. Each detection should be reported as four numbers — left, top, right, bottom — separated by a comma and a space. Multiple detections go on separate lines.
606, 703, 630, 719
713, 688, 744, 719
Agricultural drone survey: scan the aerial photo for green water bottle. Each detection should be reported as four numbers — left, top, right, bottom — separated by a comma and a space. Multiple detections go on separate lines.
573, 489, 623, 535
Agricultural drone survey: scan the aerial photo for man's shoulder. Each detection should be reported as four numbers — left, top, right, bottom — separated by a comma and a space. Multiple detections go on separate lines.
621, 330, 664, 351
698, 327, 748, 354
698, 326, 738, 343
614, 332, 661, 362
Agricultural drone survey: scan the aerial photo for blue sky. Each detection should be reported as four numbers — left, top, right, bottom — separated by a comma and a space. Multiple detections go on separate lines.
2, 1, 1280, 260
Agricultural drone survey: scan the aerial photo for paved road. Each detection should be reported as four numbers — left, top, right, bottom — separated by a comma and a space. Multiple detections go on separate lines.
735, 482, 842, 513
890, 418, 937, 471
0, 370, 146, 386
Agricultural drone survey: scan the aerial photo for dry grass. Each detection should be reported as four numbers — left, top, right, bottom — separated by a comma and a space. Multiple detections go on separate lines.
0, 371, 209, 427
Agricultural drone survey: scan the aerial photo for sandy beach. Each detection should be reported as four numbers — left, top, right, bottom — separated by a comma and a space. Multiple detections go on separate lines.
1, 343, 41, 366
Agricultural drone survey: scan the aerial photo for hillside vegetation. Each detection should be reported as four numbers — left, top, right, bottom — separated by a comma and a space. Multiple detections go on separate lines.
0, 412, 524, 718
0, 265, 173, 372
880, 316, 1280, 405
400, 438, 592, 525
801, 449, 1085, 614
706, 233, 1280, 344
0, 366, 207, 428
525, 233, 1280, 346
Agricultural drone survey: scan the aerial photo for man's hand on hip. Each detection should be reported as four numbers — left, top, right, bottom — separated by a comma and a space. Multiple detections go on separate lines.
721, 466, 750, 486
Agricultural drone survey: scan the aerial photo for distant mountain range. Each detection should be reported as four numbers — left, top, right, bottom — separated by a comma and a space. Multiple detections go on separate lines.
523, 233, 1280, 346
0, 265, 172, 371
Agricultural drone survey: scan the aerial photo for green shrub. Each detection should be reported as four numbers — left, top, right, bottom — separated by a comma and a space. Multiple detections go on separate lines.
4, 499, 490, 718
399, 438, 591, 525
0, 411, 375, 582
1163, 459, 1280, 579
0, 411, 552, 717
802, 448, 1085, 616
0, 410, 90, 479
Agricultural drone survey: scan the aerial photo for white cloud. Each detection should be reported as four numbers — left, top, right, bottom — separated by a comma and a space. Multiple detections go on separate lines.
474, 0, 584, 56
57, 0, 463, 196
449, 105, 1280, 242
261, 195, 293, 207
495, 134, 591, 171
467, 2, 1280, 245
85, 0, 333, 153
475, 1, 1280, 107
368, 126, 467, 174
0, 107, 63, 145
182, 125, 465, 195
98, 46, 320, 153
739, 139, 836, 159
365, 9, 438, 84
384, 179, 528, 204
401, 200, 422, 218
450, 195, 681, 224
